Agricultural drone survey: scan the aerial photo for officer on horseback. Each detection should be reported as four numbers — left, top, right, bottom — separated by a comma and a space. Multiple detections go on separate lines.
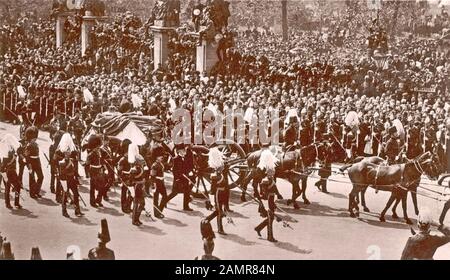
283, 116, 299, 152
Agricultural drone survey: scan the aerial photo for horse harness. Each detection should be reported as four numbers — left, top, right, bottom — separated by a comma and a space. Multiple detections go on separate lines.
373, 160, 425, 193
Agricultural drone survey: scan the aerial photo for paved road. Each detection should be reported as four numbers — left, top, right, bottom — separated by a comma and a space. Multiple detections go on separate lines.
0, 122, 449, 260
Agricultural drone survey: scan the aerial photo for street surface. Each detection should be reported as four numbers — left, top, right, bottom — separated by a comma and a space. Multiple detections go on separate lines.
0, 122, 449, 260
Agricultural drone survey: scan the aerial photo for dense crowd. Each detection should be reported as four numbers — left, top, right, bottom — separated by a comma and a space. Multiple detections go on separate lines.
0, 4, 449, 159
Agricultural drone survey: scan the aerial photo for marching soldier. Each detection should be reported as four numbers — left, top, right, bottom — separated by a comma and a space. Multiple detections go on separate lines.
315, 136, 333, 194
150, 146, 167, 219
130, 152, 148, 226
160, 144, 195, 212
255, 169, 279, 243
68, 111, 85, 149
88, 219, 115, 260
0, 134, 23, 209
57, 133, 84, 218
24, 126, 44, 199
299, 116, 313, 147
384, 126, 400, 165
205, 147, 228, 235
406, 118, 423, 159
357, 115, 371, 156
99, 136, 114, 202
118, 139, 133, 213
50, 121, 66, 202
372, 113, 384, 156
343, 125, 357, 162
283, 116, 299, 152
85, 134, 107, 208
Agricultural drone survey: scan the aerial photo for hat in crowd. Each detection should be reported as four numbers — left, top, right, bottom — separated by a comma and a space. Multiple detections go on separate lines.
200, 219, 215, 240
388, 126, 397, 135
30, 247, 42, 260
98, 219, 111, 244
0, 241, 14, 260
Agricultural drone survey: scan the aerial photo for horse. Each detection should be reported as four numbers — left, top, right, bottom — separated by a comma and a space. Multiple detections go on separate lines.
341, 148, 445, 219
239, 141, 330, 209
346, 151, 441, 224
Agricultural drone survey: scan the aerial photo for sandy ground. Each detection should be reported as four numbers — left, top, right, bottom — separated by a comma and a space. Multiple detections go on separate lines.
0, 122, 449, 260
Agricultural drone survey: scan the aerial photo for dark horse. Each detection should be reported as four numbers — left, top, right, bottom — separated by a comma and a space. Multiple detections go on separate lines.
240, 141, 334, 209
346, 152, 441, 224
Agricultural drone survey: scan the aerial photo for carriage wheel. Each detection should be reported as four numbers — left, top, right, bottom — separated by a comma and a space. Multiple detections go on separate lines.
210, 139, 248, 190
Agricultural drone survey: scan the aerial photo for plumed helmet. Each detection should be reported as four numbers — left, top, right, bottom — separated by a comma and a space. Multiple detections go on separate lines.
57, 133, 77, 153
208, 147, 224, 170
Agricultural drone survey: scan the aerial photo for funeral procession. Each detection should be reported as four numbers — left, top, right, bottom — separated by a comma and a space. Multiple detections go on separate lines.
0, 0, 450, 260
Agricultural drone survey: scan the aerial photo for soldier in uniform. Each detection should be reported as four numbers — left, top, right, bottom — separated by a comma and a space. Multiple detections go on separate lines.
57, 133, 84, 218
384, 126, 400, 165
150, 146, 167, 219
88, 219, 115, 260
118, 140, 133, 213
283, 116, 299, 152
0, 134, 22, 209
299, 116, 313, 147
314, 136, 333, 194
401, 208, 450, 260
204, 147, 228, 235
406, 118, 423, 159
372, 113, 384, 156
254, 169, 279, 243
357, 115, 371, 156
160, 144, 195, 212
85, 134, 107, 208
99, 136, 114, 202
68, 111, 85, 149
343, 125, 357, 162
50, 122, 66, 202
24, 127, 44, 199
130, 152, 148, 227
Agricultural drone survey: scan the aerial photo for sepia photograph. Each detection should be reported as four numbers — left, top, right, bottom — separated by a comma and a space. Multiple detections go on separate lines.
0, 0, 449, 263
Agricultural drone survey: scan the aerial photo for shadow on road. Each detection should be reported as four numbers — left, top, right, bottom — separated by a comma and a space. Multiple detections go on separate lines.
162, 217, 188, 227
226, 210, 249, 220
69, 216, 97, 226
10, 208, 38, 219
96, 206, 125, 217
274, 241, 312, 255
279, 201, 348, 218
36, 197, 59, 207
139, 224, 166, 236
220, 233, 258, 246
325, 192, 348, 200
358, 216, 416, 230
170, 208, 205, 218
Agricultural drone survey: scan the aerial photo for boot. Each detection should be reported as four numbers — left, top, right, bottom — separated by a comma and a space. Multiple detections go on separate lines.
154, 206, 164, 219
62, 208, 70, 218
14, 194, 22, 209
217, 217, 226, 235
75, 207, 84, 217
5, 193, 12, 209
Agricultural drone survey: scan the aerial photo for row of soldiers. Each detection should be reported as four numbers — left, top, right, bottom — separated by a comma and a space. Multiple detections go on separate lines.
282, 112, 448, 167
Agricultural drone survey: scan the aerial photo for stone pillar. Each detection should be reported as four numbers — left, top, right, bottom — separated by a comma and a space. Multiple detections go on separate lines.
81, 15, 109, 56
194, 33, 219, 75
55, 12, 73, 48
81, 16, 96, 56
150, 21, 175, 70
